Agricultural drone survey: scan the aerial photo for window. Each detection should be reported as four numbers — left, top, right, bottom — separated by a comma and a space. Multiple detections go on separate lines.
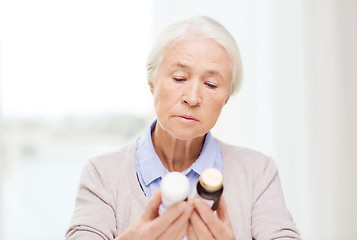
1, 1, 153, 239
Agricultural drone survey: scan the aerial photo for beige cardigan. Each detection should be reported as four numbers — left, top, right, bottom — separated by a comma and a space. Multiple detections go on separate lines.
66, 140, 301, 240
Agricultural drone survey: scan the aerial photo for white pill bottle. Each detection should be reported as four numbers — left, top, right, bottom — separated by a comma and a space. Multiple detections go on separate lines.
160, 172, 189, 209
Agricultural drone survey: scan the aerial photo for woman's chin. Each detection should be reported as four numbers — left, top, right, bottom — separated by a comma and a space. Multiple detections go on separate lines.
169, 130, 206, 141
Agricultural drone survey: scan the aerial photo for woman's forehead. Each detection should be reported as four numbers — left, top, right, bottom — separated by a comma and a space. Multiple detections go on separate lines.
170, 35, 227, 55
159, 36, 232, 75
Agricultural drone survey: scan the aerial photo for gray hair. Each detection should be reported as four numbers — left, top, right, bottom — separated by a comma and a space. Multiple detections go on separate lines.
146, 16, 243, 95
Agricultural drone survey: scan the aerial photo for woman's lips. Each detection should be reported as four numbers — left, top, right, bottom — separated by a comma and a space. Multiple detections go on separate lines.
176, 115, 199, 122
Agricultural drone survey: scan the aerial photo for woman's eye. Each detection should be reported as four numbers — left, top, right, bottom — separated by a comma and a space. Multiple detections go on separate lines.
206, 83, 217, 89
173, 77, 185, 82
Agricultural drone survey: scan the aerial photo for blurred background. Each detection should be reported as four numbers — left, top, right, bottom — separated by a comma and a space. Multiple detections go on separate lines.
0, 0, 356, 239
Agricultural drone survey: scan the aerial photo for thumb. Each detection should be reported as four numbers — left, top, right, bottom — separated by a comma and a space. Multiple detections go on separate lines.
143, 189, 162, 220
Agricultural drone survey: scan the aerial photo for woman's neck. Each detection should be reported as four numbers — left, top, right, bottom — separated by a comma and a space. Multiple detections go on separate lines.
151, 123, 205, 172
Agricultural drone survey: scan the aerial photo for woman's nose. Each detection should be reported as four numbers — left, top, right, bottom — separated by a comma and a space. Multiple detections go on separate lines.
181, 80, 202, 107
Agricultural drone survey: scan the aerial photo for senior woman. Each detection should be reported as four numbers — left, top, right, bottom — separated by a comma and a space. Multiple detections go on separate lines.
66, 16, 301, 240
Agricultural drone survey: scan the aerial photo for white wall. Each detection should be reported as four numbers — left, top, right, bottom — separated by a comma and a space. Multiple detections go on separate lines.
302, 1, 357, 239
152, 0, 357, 239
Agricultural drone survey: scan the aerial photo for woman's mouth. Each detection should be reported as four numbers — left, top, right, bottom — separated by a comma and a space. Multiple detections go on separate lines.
176, 115, 199, 122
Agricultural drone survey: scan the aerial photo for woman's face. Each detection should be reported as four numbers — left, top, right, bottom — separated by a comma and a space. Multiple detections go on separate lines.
149, 34, 232, 140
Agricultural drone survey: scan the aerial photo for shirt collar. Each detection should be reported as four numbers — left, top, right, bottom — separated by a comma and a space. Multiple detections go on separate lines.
136, 120, 166, 186
189, 131, 222, 175
136, 120, 222, 186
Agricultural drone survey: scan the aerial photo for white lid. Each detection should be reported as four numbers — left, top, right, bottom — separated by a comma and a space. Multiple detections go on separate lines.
199, 168, 223, 192
160, 172, 189, 209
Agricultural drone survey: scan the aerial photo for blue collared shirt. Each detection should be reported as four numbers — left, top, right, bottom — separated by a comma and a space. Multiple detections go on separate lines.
135, 121, 223, 198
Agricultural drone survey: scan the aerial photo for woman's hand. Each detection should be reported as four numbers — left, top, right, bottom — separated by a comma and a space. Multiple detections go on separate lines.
187, 196, 235, 240
117, 190, 194, 240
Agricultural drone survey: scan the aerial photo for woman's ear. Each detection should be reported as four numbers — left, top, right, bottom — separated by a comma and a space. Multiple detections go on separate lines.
224, 96, 230, 105
148, 81, 155, 95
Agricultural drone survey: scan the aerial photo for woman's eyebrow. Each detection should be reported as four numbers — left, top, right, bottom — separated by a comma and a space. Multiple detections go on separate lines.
205, 70, 224, 80
169, 63, 190, 70
168, 63, 224, 80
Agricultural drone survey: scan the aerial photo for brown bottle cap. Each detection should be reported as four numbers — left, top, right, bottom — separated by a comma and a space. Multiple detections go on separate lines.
199, 168, 223, 192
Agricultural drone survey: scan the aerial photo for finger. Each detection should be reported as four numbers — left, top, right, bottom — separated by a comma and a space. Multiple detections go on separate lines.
187, 222, 198, 240
174, 198, 195, 239
157, 201, 193, 240
148, 201, 186, 239
142, 189, 162, 220
174, 221, 189, 240
189, 210, 214, 240
216, 195, 229, 222
216, 196, 235, 239
186, 197, 199, 240
193, 198, 225, 238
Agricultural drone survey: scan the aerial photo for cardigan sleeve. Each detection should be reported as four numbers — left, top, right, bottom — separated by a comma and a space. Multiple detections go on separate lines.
251, 157, 301, 240
65, 161, 117, 240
